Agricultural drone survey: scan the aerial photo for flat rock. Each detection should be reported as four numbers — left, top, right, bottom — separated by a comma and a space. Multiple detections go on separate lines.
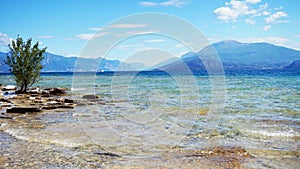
44, 88, 66, 96
0, 114, 13, 119
82, 95, 99, 100
6, 107, 42, 113
2, 85, 16, 91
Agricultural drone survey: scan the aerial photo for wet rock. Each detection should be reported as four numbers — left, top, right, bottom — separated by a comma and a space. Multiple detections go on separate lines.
95, 152, 121, 157
0, 98, 12, 103
41, 90, 51, 97
28, 87, 41, 94
42, 104, 75, 109
2, 85, 16, 91
82, 95, 99, 100
13, 94, 29, 99
3, 91, 16, 97
64, 98, 74, 103
57, 104, 75, 109
179, 146, 253, 168
44, 88, 66, 96
6, 107, 42, 113
198, 108, 209, 115
0, 113, 13, 119
55, 98, 74, 103
0, 104, 13, 108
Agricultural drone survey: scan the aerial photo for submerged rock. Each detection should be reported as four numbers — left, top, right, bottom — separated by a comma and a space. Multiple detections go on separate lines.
82, 95, 99, 100
177, 146, 253, 168
95, 152, 121, 157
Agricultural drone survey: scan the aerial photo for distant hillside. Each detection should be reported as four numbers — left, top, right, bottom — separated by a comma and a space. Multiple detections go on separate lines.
0, 52, 145, 72
284, 60, 300, 70
0, 52, 9, 72
158, 40, 300, 71
2, 40, 300, 73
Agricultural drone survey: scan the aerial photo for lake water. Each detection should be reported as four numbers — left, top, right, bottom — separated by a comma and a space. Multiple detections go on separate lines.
0, 70, 299, 168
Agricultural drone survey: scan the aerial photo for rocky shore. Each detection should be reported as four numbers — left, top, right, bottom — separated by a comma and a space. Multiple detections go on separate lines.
0, 85, 77, 118
0, 85, 255, 168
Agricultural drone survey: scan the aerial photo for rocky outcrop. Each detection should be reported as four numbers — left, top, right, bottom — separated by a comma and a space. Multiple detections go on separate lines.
0, 87, 76, 114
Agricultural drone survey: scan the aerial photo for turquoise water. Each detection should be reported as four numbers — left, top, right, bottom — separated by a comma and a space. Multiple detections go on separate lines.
0, 72, 299, 168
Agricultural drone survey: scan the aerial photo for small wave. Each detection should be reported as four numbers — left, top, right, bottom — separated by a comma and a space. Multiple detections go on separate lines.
243, 129, 299, 138
70, 87, 87, 91
4, 128, 84, 148
0, 122, 7, 129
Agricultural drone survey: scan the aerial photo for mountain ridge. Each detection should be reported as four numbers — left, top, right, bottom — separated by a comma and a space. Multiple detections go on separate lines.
158, 40, 300, 71
0, 52, 145, 72
1, 40, 300, 73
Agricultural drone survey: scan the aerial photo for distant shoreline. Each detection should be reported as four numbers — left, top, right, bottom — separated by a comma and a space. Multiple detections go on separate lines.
0, 69, 299, 76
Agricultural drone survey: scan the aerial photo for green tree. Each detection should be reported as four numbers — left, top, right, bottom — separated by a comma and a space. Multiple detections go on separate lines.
5, 36, 46, 93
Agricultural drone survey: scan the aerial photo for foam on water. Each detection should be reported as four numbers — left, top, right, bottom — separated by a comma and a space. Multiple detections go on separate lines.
242, 128, 299, 138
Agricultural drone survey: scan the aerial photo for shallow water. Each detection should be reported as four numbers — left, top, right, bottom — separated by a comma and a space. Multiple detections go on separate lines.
0, 72, 299, 168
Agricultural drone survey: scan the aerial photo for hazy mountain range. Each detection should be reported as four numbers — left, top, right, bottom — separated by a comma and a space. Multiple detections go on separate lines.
0, 52, 145, 72
0, 40, 299, 73
159, 40, 300, 71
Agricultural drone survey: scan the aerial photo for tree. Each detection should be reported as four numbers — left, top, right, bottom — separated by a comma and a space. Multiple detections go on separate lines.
5, 36, 46, 93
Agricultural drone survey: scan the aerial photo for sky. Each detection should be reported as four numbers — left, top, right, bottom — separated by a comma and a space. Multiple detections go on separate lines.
0, 0, 299, 62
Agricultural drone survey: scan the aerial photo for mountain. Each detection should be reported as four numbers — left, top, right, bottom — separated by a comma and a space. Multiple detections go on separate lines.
2, 40, 300, 73
158, 40, 300, 71
284, 60, 300, 70
0, 52, 10, 72
0, 52, 145, 72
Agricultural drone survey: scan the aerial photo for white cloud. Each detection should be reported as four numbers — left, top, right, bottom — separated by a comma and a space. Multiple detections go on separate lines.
115, 30, 158, 37
259, 3, 268, 10
75, 32, 110, 40
245, 19, 256, 25
262, 11, 270, 16
251, 3, 269, 17
214, 7, 239, 22
238, 36, 289, 45
0, 32, 12, 45
264, 25, 271, 31
265, 11, 288, 24
275, 6, 283, 11
109, 24, 147, 29
36, 35, 54, 39
89, 27, 105, 31
214, 1, 289, 31
246, 0, 261, 4
139, 0, 187, 8
214, 0, 256, 22
144, 39, 165, 43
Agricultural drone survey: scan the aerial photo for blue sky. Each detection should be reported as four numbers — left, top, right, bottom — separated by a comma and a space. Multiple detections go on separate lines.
0, 0, 299, 61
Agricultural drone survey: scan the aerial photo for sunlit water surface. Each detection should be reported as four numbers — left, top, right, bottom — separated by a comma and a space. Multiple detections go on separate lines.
0, 71, 299, 168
